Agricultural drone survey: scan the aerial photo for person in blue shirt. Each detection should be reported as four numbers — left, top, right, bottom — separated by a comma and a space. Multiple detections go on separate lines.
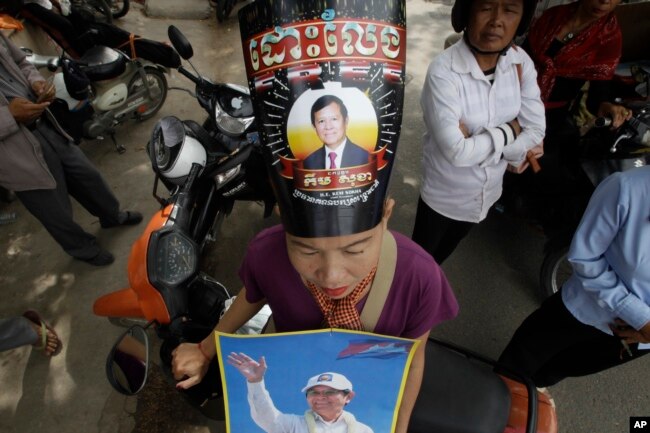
498, 166, 650, 387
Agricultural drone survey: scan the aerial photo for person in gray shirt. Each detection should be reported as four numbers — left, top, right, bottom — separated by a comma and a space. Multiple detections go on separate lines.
0, 33, 141, 265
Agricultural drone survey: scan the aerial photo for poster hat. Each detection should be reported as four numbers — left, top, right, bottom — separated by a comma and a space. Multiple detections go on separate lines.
238, 0, 406, 237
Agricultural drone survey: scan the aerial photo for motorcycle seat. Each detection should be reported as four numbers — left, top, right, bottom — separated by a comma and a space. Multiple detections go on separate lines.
77, 46, 127, 81
408, 339, 511, 433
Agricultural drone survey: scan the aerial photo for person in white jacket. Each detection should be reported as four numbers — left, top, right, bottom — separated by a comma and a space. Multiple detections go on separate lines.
412, 0, 545, 264
228, 352, 374, 433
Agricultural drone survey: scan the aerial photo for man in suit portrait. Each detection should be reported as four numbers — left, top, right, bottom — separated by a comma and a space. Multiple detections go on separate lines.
303, 95, 370, 170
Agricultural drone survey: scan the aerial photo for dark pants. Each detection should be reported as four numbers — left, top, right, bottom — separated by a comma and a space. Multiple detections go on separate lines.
498, 291, 649, 387
411, 197, 475, 264
15, 120, 120, 260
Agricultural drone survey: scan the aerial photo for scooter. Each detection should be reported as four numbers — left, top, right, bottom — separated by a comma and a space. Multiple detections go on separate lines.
498, 100, 650, 299
25, 44, 168, 153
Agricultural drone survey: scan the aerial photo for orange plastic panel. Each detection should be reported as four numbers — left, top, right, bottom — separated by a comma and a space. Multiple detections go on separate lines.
500, 375, 558, 433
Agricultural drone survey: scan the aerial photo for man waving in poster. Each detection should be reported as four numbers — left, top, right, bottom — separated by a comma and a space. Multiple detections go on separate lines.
228, 352, 374, 433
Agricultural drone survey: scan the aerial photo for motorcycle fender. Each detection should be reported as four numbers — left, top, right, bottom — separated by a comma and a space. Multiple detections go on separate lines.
137, 59, 169, 76
93, 287, 143, 318
125, 205, 174, 324
93, 82, 128, 111
500, 375, 558, 433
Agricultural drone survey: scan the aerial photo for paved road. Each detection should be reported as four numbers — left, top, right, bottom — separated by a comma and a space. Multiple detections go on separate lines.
0, 1, 647, 433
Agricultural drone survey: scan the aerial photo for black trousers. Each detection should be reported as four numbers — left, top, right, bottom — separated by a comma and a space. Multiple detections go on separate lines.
411, 197, 475, 264
15, 120, 120, 260
498, 291, 649, 387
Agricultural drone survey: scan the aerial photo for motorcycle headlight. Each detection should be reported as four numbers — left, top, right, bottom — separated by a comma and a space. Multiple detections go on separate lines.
214, 101, 255, 136
148, 230, 198, 286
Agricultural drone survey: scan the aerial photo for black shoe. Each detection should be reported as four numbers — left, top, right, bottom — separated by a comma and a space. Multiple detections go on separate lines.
80, 250, 115, 266
100, 211, 143, 228
0, 187, 16, 203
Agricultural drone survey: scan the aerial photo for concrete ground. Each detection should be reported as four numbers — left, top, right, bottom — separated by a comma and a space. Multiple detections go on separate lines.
0, 1, 648, 433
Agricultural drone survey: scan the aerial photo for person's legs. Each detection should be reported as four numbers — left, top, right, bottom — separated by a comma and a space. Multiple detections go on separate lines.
498, 292, 649, 386
411, 197, 474, 264
14, 143, 103, 260
534, 335, 649, 386
16, 186, 102, 259
39, 123, 122, 227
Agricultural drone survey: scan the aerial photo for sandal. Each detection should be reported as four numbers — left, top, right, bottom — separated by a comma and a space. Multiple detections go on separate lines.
23, 310, 63, 357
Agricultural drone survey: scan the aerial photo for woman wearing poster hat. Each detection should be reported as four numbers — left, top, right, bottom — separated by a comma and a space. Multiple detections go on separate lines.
173, 2, 458, 432
228, 353, 374, 433
172, 198, 458, 433
412, 0, 546, 264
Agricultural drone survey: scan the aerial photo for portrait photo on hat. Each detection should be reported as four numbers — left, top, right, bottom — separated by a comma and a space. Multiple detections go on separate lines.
216, 329, 418, 433
238, 0, 406, 238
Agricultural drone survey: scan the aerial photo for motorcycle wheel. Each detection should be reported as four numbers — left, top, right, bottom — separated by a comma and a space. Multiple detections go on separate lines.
109, 0, 129, 18
74, 0, 113, 24
128, 67, 168, 121
539, 245, 571, 299
215, 0, 236, 22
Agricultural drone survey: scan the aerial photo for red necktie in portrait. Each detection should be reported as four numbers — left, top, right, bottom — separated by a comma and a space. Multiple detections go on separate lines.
329, 152, 337, 169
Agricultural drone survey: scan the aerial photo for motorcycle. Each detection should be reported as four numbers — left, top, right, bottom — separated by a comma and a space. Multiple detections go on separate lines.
104, 310, 558, 433
498, 98, 650, 299
92, 24, 275, 414
70, 0, 128, 23
25, 44, 169, 153
106, 325, 561, 433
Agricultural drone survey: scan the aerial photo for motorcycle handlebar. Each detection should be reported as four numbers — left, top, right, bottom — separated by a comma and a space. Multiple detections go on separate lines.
178, 66, 201, 85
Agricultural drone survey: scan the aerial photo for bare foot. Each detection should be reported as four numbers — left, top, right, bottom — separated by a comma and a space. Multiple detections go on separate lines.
29, 321, 60, 356
23, 310, 62, 356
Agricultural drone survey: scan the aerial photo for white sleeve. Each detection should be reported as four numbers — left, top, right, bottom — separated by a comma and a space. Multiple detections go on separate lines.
502, 53, 546, 165
247, 380, 301, 433
421, 62, 501, 167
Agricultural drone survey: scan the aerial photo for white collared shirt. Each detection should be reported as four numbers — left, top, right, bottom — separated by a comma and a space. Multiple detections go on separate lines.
420, 38, 545, 222
325, 139, 347, 169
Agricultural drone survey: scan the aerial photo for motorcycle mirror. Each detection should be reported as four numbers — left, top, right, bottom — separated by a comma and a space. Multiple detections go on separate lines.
106, 325, 150, 395
168, 25, 194, 60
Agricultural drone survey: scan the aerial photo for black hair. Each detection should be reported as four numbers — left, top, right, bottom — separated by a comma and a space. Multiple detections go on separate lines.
310, 95, 349, 126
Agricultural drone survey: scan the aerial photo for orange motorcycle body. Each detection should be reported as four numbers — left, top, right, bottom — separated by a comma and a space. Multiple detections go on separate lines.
93, 205, 174, 324
501, 375, 558, 433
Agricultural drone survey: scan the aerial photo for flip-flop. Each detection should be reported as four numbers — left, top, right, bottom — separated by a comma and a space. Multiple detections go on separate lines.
22, 310, 63, 357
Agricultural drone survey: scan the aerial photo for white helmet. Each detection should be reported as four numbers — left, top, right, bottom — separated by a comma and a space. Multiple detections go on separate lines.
150, 116, 207, 185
